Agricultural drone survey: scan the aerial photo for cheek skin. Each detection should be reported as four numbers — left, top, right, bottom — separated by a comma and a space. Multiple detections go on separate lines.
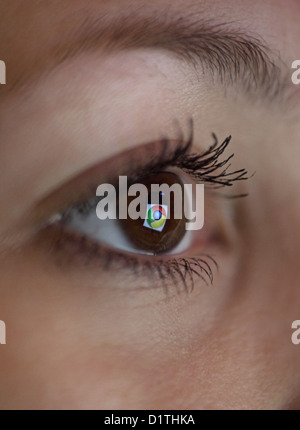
0, 238, 296, 410
0, 242, 227, 409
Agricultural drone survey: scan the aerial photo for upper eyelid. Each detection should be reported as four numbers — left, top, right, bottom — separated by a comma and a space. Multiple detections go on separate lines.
51, 130, 195, 219
33, 117, 248, 229
57, 133, 249, 222
31, 124, 194, 224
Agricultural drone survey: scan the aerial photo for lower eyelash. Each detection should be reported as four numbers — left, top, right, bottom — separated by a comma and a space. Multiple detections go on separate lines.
162, 256, 219, 293
45, 223, 218, 294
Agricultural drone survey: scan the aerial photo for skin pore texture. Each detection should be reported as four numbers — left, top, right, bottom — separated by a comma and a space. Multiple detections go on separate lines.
0, 0, 300, 409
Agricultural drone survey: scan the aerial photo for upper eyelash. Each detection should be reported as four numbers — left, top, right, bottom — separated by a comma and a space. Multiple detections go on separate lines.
122, 117, 249, 190
65, 119, 248, 217
175, 133, 249, 187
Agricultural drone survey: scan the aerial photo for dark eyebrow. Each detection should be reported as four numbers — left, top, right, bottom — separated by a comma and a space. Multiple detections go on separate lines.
4, 10, 292, 102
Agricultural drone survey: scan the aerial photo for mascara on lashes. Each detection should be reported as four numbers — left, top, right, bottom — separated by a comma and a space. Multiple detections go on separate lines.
44, 127, 248, 293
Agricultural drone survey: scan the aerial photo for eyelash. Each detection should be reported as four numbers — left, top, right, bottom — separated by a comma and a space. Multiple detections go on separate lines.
46, 121, 248, 294
53, 227, 218, 294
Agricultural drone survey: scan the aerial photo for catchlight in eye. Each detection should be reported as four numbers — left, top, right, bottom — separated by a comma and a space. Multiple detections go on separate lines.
143, 204, 168, 232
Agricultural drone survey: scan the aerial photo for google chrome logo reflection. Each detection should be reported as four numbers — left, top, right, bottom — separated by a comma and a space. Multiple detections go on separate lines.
143, 204, 168, 232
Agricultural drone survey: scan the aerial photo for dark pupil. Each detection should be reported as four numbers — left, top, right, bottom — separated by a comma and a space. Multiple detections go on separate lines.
119, 172, 186, 255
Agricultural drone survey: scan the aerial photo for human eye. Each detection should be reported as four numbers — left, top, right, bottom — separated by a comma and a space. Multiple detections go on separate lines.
38, 120, 248, 294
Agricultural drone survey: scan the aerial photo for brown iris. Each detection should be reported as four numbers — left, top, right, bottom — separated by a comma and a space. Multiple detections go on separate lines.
119, 172, 187, 255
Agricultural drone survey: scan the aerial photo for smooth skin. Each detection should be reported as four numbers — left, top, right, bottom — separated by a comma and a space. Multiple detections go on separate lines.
0, 0, 300, 409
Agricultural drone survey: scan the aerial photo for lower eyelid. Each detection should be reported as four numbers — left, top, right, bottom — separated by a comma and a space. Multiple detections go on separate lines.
37, 221, 218, 294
